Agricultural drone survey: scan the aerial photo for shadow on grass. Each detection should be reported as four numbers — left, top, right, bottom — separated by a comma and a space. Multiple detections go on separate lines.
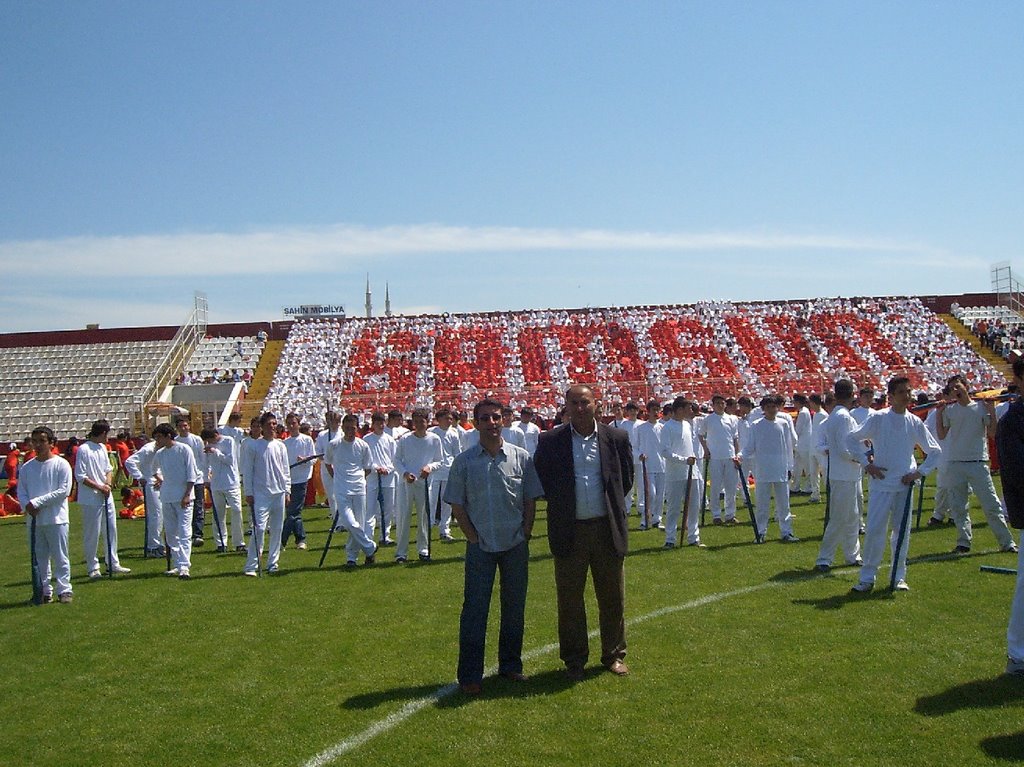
915, 675, 1024, 716
341, 667, 590, 712
980, 731, 1024, 761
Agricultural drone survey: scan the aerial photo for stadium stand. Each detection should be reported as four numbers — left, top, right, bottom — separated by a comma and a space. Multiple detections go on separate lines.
264, 296, 1005, 427
181, 335, 266, 384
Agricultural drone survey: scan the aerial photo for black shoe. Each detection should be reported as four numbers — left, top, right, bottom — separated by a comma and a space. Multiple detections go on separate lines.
215, 545, 227, 553
192, 537, 204, 547
419, 554, 431, 562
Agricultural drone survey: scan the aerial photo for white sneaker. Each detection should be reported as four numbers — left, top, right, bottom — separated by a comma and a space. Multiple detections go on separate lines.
112, 565, 131, 574
165, 568, 179, 576
243, 570, 258, 577
296, 541, 308, 550
893, 580, 910, 591
88, 569, 102, 579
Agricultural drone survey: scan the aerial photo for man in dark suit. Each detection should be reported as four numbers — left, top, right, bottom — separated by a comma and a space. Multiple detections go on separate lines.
996, 359, 1024, 675
534, 384, 634, 680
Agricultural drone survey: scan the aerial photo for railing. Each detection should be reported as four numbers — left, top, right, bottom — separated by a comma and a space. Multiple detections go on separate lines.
135, 291, 208, 429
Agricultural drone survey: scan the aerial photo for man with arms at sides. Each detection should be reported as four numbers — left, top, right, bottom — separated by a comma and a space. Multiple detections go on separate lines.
515, 406, 541, 456
501, 407, 527, 450
315, 411, 342, 526
737, 397, 799, 543
394, 408, 444, 563
633, 399, 666, 530
201, 428, 244, 553
846, 377, 941, 593
699, 394, 741, 526
446, 398, 543, 695
428, 408, 462, 542
18, 426, 74, 603
326, 414, 378, 567
995, 358, 1024, 675
283, 413, 316, 551
534, 385, 634, 680
815, 380, 863, 571
241, 412, 291, 576
175, 417, 208, 546
936, 374, 1017, 554
76, 420, 130, 578
152, 423, 202, 580
364, 412, 398, 546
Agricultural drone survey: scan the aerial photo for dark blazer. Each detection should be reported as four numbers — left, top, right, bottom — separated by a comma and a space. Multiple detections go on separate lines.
997, 400, 1024, 529
534, 422, 634, 558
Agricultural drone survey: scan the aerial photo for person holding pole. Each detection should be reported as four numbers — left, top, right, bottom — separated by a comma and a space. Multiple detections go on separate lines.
201, 428, 244, 553
846, 377, 941, 593
698, 394, 741, 526
125, 437, 163, 557
241, 412, 291, 576
152, 424, 201, 580
661, 397, 703, 549
175, 417, 208, 546
18, 426, 74, 604
736, 396, 799, 544
394, 409, 443, 563
76, 420, 130, 578
814, 379, 863, 572
634, 400, 666, 530
446, 397, 543, 695
364, 412, 398, 546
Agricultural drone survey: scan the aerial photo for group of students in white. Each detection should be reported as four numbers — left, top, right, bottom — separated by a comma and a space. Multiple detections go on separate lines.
18, 368, 1020, 603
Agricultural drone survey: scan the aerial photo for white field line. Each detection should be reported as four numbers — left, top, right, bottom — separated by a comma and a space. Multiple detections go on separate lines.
301, 578, 795, 767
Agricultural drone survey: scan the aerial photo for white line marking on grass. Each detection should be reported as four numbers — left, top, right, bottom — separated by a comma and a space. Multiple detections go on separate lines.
301, 579, 788, 767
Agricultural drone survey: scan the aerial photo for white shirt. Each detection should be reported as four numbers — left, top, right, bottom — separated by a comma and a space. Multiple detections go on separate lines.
501, 425, 527, 450
284, 433, 317, 483
699, 412, 739, 460
154, 441, 202, 505
205, 435, 240, 492
242, 439, 291, 497
941, 401, 991, 462
516, 420, 541, 456
740, 417, 794, 483
846, 409, 942, 492
364, 431, 397, 487
660, 419, 695, 481
124, 441, 157, 484
74, 440, 114, 505
326, 435, 372, 496
634, 420, 666, 473
17, 455, 72, 526
395, 432, 444, 477
176, 433, 208, 483
428, 425, 462, 480
821, 405, 862, 482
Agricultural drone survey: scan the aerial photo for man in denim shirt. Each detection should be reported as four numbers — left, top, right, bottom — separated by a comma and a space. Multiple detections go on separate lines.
446, 397, 543, 695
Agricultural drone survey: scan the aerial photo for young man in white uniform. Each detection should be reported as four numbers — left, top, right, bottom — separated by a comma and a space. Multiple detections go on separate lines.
201, 428, 245, 552
815, 380, 863, 571
315, 411, 342, 525
699, 395, 741, 525
19, 426, 74, 603
75, 420, 130, 578
634, 399, 666, 530
738, 397, 799, 543
394, 408, 444, 562
516, 407, 541, 456
325, 414, 378, 566
660, 397, 702, 548
364, 412, 398, 546
846, 377, 941, 593
241, 413, 291, 575
428, 408, 462, 542
283, 413, 317, 550
153, 423, 202, 579
175, 417, 208, 546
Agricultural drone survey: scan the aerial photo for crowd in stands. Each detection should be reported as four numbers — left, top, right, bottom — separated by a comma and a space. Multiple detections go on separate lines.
265, 297, 1003, 427
177, 334, 264, 386
951, 303, 1024, 360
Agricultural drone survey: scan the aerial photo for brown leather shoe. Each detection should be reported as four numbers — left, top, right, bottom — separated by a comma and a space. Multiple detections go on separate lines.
607, 660, 630, 676
565, 666, 586, 682
459, 682, 482, 695
500, 671, 528, 682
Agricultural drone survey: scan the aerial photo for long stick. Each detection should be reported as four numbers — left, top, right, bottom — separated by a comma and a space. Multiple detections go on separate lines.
915, 471, 926, 529
104, 495, 115, 578
289, 453, 324, 469
641, 456, 650, 530
889, 482, 915, 591
377, 474, 385, 544
251, 502, 263, 578
143, 481, 150, 559
737, 462, 761, 542
681, 462, 694, 547
210, 488, 225, 549
319, 505, 341, 568
30, 514, 42, 605
164, 521, 172, 572
425, 478, 432, 560
700, 455, 709, 527
822, 454, 831, 537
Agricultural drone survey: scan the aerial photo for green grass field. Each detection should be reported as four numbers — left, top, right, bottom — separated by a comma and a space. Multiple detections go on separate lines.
2, 480, 1023, 767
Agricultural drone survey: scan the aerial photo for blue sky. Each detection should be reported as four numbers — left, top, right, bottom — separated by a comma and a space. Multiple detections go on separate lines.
1, 2, 1022, 333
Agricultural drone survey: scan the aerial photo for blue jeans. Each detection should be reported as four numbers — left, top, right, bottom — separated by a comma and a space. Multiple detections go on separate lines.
191, 484, 205, 539
458, 539, 529, 685
282, 482, 307, 545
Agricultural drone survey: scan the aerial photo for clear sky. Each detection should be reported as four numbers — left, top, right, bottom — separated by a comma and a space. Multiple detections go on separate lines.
1, 2, 1021, 333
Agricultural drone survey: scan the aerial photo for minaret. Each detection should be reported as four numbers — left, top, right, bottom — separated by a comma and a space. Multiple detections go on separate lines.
365, 274, 373, 318
385, 283, 392, 317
